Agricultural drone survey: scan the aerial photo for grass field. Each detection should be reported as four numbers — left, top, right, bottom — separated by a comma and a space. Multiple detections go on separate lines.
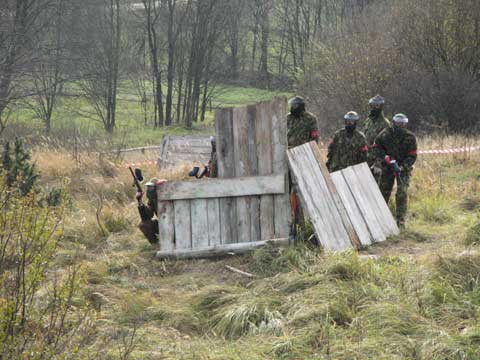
23, 135, 480, 359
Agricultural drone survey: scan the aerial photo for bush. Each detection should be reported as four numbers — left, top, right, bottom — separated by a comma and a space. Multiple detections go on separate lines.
465, 219, 480, 246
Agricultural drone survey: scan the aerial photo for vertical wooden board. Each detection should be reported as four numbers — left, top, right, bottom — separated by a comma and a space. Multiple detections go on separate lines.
158, 200, 175, 252
288, 145, 353, 251
215, 108, 235, 179
255, 101, 274, 240
331, 172, 373, 246
233, 106, 252, 242
173, 200, 192, 249
300, 146, 354, 249
352, 163, 399, 237
191, 199, 209, 249
310, 143, 361, 248
220, 197, 238, 244
207, 198, 221, 246
341, 166, 386, 243
271, 97, 291, 238
247, 104, 261, 242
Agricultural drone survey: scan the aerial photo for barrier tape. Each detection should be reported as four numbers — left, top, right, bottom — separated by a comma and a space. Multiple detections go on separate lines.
121, 145, 480, 168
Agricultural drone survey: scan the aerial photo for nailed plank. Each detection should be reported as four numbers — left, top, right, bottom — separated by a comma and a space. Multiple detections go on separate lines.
310, 142, 361, 248
215, 108, 235, 179
158, 201, 175, 252
191, 199, 209, 249
271, 97, 290, 238
232, 106, 251, 243
173, 200, 192, 249
157, 174, 285, 201
331, 172, 373, 246
287, 144, 353, 251
352, 163, 399, 238
247, 104, 261, 242
256, 100, 275, 240
220, 197, 237, 244
216, 107, 236, 244
341, 166, 386, 243
207, 198, 221, 246
156, 238, 290, 259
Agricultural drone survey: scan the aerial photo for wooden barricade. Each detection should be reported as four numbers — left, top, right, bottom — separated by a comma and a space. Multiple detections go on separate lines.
158, 135, 212, 169
156, 97, 291, 258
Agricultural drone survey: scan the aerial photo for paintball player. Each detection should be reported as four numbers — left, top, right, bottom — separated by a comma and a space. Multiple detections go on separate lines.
136, 178, 164, 244
326, 111, 368, 172
286, 96, 320, 239
361, 95, 391, 180
372, 113, 417, 228
287, 96, 320, 148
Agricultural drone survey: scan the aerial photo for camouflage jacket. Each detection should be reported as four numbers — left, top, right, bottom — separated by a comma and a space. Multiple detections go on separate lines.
372, 126, 417, 171
326, 129, 368, 172
287, 111, 320, 148
360, 111, 390, 146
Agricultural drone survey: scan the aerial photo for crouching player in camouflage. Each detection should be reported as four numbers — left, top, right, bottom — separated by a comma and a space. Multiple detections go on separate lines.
326, 111, 368, 172
136, 178, 165, 244
372, 113, 417, 228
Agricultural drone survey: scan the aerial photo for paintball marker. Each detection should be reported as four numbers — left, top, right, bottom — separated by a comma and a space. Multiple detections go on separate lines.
129, 166, 144, 192
189, 166, 209, 179
385, 156, 403, 185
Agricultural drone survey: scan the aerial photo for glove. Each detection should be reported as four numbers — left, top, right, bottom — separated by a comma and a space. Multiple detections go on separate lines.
135, 191, 143, 202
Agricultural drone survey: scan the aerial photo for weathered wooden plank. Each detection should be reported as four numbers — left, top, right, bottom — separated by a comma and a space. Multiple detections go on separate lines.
190, 199, 209, 249
216, 107, 237, 244
156, 238, 290, 259
157, 174, 285, 201
287, 144, 353, 251
341, 166, 386, 243
173, 200, 191, 249
352, 163, 399, 238
255, 101, 275, 240
247, 104, 261, 242
232, 106, 251, 243
271, 97, 290, 238
310, 142, 361, 248
215, 108, 235, 178
158, 200, 175, 252
207, 198, 221, 246
331, 171, 373, 246
220, 197, 237, 244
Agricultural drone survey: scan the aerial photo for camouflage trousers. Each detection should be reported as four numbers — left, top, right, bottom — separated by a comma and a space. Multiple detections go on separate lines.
139, 219, 159, 244
379, 170, 411, 224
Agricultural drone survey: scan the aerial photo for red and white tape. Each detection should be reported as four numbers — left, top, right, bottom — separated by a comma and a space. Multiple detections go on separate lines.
418, 146, 480, 155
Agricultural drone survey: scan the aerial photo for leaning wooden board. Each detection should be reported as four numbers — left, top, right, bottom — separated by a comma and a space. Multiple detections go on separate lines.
287, 142, 399, 251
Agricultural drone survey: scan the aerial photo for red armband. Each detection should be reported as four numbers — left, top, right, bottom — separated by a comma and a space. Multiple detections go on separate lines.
360, 145, 368, 152
310, 130, 320, 139
328, 138, 334, 145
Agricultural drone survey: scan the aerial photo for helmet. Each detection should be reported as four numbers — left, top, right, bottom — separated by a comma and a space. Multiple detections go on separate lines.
210, 136, 216, 145
393, 113, 408, 124
344, 111, 360, 121
369, 95, 385, 106
288, 96, 305, 106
